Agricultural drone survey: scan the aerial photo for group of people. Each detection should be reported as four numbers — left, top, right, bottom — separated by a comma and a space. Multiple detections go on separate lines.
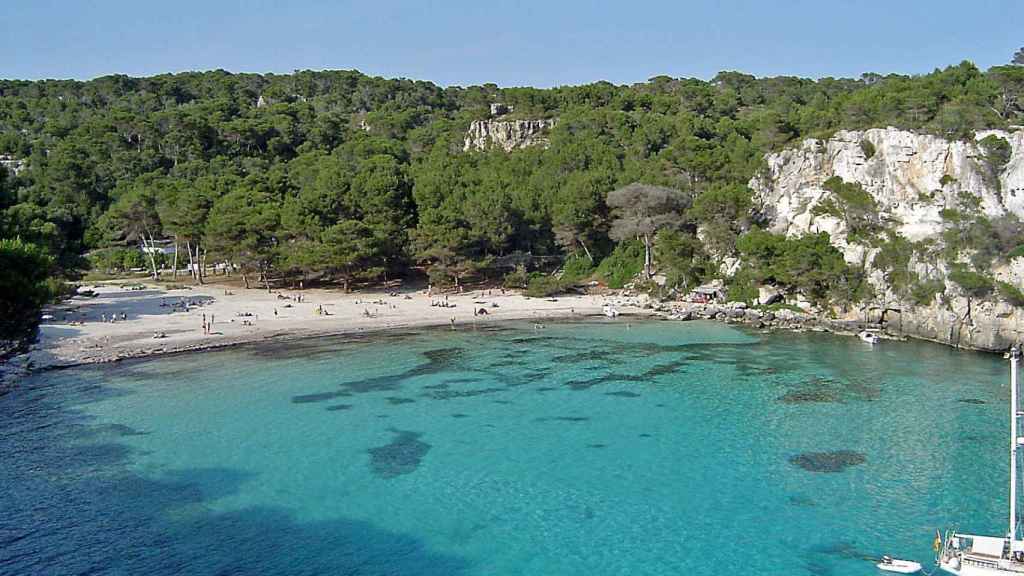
100, 312, 128, 323
201, 313, 215, 335
431, 295, 455, 308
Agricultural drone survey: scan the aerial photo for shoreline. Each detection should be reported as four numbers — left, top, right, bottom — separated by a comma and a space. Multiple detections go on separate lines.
18, 282, 653, 373
5, 282, 1007, 388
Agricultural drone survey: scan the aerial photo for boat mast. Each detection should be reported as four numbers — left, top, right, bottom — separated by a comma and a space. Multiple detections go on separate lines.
1012, 345, 1021, 544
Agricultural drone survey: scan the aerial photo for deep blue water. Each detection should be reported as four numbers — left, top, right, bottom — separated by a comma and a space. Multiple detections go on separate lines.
0, 320, 1010, 575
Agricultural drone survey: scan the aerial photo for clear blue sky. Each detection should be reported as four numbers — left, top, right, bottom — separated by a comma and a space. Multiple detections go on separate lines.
3, 0, 1021, 87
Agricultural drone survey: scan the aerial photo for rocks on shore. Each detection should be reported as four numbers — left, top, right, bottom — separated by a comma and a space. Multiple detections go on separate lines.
660, 301, 882, 339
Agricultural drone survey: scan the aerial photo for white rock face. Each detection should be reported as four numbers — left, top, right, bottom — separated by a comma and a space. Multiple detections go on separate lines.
463, 119, 557, 152
751, 127, 1023, 246
749, 127, 1024, 351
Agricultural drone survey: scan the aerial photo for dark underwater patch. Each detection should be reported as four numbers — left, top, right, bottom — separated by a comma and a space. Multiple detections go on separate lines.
536, 387, 558, 392
777, 389, 840, 404
564, 373, 645, 391
958, 398, 987, 405
334, 347, 468, 395
292, 391, 350, 404
777, 375, 879, 405
787, 494, 816, 507
587, 443, 608, 449
638, 433, 652, 438
326, 404, 353, 411
814, 541, 877, 561
444, 378, 483, 385
367, 429, 432, 479
552, 350, 614, 364
605, 390, 641, 398
81, 423, 149, 438
534, 416, 590, 423
422, 387, 505, 400
789, 450, 866, 473
384, 397, 415, 405
451, 413, 470, 418
643, 359, 688, 378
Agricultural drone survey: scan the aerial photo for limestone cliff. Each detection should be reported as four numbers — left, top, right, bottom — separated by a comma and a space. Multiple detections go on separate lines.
748, 127, 1024, 351
463, 119, 556, 152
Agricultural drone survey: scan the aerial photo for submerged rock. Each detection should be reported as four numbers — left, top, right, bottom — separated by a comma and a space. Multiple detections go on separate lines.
788, 450, 866, 473
367, 429, 431, 479
957, 398, 987, 405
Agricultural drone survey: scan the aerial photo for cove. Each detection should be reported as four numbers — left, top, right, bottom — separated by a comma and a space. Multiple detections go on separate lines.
0, 320, 1008, 575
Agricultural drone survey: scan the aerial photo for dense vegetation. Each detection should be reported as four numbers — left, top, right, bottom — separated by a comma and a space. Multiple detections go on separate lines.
2, 60, 1024, 349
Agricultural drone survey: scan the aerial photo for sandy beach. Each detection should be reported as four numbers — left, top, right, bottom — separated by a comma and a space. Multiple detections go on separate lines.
28, 282, 648, 369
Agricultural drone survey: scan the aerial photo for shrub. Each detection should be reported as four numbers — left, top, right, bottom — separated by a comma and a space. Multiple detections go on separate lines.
910, 278, 945, 306
814, 176, 880, 242
998, 281, 1024, 307
859, 139, 876, 159
979, 134, 1012, 171
726, 268, 760, 303
948, 266, 994, 298
595, 241, 644, 289
1009, 245, 1024, 261
560, 255, 594, 284
525, 274, 565, 298
939, 174, 956, 186
427, 266, 451, 288
503, 264, 529, 289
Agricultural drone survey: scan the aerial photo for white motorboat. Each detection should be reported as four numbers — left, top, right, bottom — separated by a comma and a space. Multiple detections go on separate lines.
937, 346, 1024, 575
878, 556, 922, 573
859, 330, 880, 344
603, 305, 620, 318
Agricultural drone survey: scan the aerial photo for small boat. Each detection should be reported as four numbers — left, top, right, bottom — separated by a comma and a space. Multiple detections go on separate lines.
603, 305, 620, 318
877, 556, 921, 573
858, 330, 880, 344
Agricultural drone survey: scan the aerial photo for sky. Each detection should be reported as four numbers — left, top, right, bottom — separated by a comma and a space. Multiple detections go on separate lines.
2, 0, 1021, 87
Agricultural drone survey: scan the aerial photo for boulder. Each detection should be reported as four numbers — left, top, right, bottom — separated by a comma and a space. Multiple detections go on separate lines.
758, 285, 782, 306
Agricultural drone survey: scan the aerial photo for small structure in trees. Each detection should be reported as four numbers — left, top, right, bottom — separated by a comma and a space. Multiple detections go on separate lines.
688, 280, 726, 304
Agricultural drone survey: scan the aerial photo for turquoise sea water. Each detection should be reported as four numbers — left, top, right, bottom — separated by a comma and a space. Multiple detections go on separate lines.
0, 320, 1011, 575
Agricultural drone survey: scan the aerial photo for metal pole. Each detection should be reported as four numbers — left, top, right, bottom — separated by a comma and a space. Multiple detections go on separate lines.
1012, 346, 1020, 544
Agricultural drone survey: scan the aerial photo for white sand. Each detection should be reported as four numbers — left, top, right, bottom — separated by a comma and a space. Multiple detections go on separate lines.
30, 282, 645, 368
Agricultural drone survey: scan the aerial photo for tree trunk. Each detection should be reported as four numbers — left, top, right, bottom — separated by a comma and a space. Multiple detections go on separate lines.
143, 231, 159, 280
198, 246, 206, 285
580, 239, 593, 263
261, 264, 271, 293
643, 233, 653, 279
172, 239, 179, 278
186, 241, 197, 283
242, 271, 250, 289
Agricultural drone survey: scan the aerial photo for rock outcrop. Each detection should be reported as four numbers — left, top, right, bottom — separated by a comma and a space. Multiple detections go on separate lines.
463, 119, 556, 152
749, 127, 1024, 351
0, 154, 26, 175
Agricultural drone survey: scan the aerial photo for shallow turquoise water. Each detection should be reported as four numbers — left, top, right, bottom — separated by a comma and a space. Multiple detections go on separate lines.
0, 320, 1011, 575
